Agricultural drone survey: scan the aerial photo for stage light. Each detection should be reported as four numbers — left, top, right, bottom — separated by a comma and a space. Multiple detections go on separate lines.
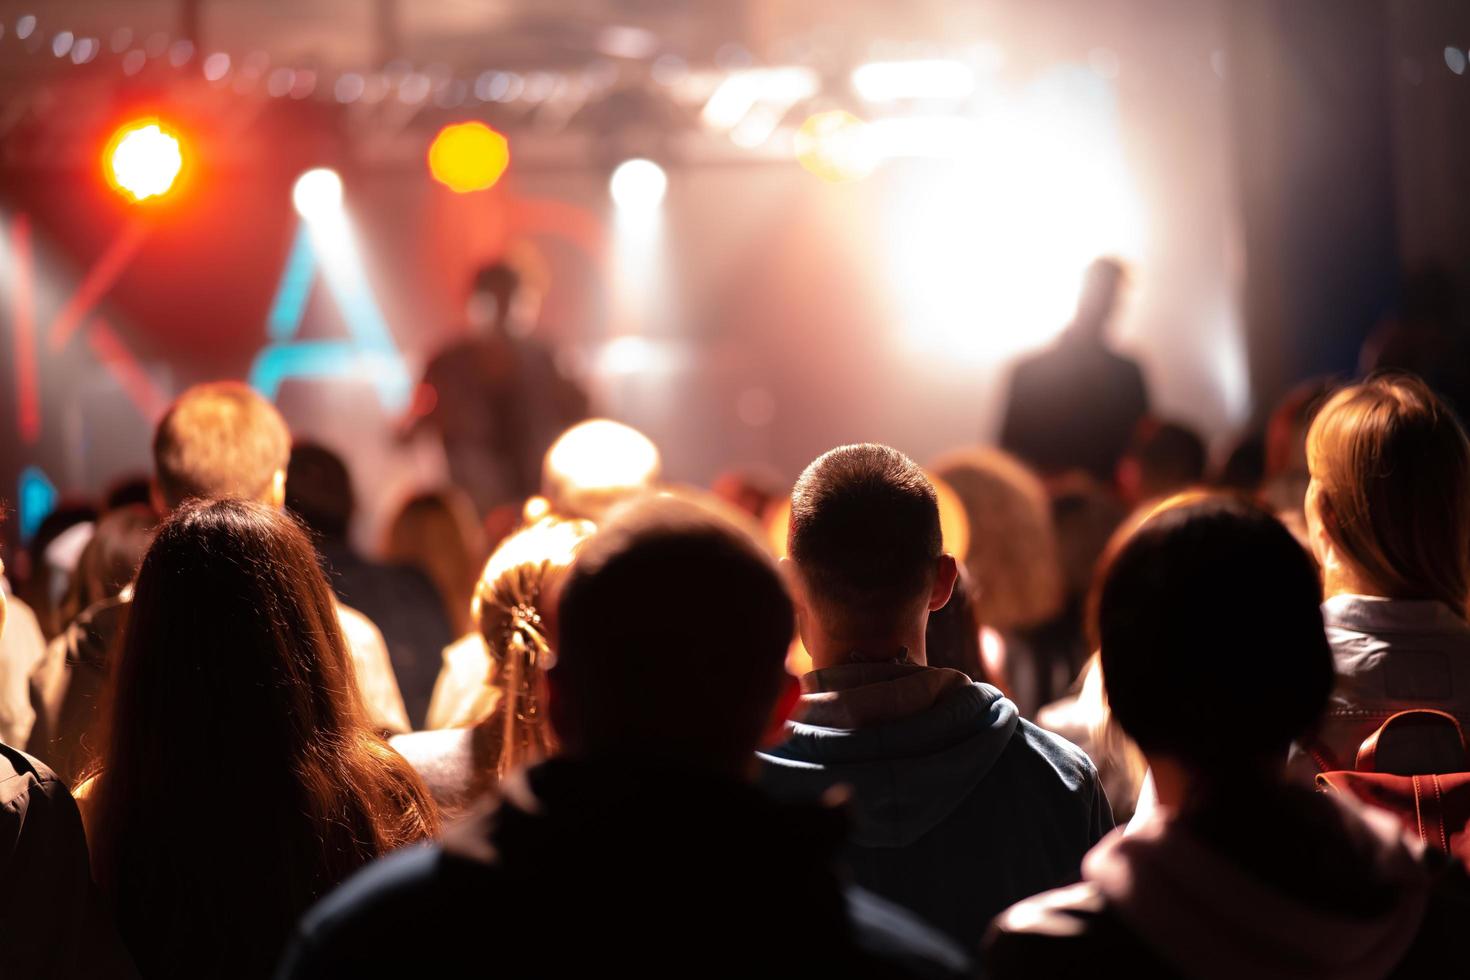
428, 121, 510, 193
795, 110, 877, 183
292, 168, 343, 222
609, 158, 667, 211
851, 59, 976, 102
104, 119, 184, 202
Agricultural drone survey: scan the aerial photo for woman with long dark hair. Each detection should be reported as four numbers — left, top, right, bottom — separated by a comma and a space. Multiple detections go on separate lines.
81, 498, 438, 978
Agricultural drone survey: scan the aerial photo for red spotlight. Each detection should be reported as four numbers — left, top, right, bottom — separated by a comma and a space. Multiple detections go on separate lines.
104, 118, 184, 202
428, 121, 510, 193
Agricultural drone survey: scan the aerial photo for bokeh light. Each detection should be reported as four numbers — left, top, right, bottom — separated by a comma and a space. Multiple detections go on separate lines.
292, 167, 344, 222
104, 119, 184, 202
795, 110, 878, 183
427, 121, 511, 193
609, 158, 668, 211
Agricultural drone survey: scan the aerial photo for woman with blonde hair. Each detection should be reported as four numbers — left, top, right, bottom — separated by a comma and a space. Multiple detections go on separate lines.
1298, 372, 1470, 774
393, 516, 594, 814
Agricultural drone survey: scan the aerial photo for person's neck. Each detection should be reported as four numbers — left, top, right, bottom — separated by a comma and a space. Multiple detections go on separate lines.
1321, 560, 1386, 601
803, 622, 929, 673
1147, 754, 1281, 811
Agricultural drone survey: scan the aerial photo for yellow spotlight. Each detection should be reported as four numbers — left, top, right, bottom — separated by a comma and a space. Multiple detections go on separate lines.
104, 118, 184, 202
795, 109, 877, 183
428, 121, 510, 193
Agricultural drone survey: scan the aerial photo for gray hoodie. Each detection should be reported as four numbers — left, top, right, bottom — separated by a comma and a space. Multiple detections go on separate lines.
759, 664, 1112, 948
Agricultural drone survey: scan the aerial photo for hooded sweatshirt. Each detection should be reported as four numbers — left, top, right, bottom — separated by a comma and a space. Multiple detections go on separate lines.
987, 786, 1457, 980
279, 756, 971, 979
759, 664, 1113, 947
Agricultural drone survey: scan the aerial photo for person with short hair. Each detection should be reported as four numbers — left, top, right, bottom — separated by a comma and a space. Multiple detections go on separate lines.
1295, 373, 1470, 775
77, 498, 436, 978
987, 493, 1462, 977
32, 383, 409, 783
760, 444, 1112, 948
280, 497, 970, 978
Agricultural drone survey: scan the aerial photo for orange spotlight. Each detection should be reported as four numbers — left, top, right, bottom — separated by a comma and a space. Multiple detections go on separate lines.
795, 109, 877, 183
104, 118, 184, 202
428, 121, 510, 193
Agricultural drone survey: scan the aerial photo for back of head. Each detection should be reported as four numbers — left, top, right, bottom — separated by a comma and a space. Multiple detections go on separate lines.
153, 381, 291, 510
933, 446, 1063, 631
790, 444, 942, 632
1072, 256, 1126, 339
1124, 418, 1207, 502
473, 516, 595, 779
61, 504, 155, 624
1307, 373, 1470, 613
1096, 493, 1331, 774
552, 497, 793, 766
540, 419, 661, 522
90, 498, 435, 974
285, 442, 355, 541
385, 488, 483, 631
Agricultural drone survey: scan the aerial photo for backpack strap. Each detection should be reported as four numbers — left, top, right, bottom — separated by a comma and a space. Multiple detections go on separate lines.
1357, 709, 1468, 773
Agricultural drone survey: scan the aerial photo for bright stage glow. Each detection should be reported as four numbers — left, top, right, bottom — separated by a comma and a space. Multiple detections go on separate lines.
609, 159, 667, 211
852, 60, 976, 102
795, 110, 878, 183
292, 168, 344, 222
104, 119, 183, 202
878, 68, 1146, 361
428, 121, 510, 193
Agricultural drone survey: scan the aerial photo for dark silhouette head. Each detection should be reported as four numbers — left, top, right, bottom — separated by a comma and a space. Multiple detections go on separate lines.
87, 498, 437, 977
550, 496, 794, 772
924, 563, 992, 684
467, 261, 522, 333
789, 445, 955, 665
1119, 418, 1207, 505
1095, 493, 1331, 778
286, 442, 355, 542
1070, 257, 1126, 342
152, 381, 291, 511
58, 504, 155, 626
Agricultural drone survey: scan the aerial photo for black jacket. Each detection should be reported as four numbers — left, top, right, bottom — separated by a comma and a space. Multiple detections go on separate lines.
0, 741, 136, 978
279, 756, 972, 978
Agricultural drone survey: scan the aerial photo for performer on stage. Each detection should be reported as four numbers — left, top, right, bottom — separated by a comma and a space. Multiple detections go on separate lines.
406, 262, 588, 515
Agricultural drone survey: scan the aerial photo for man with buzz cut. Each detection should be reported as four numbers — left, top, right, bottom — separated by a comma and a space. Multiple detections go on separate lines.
760, 443, 1113, 948
30, 382, 409, 783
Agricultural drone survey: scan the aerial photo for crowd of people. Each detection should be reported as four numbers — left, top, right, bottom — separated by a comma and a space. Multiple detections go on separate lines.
4, 263, 1470, 977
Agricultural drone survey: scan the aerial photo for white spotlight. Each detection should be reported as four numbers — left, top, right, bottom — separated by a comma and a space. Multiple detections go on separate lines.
609, 159, 667, 211
292, 168, 343, 222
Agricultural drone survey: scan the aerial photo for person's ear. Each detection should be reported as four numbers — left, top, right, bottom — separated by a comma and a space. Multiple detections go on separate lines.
761, 672, 801, 748
928, 554, 958, 612
266, 469, 288, 510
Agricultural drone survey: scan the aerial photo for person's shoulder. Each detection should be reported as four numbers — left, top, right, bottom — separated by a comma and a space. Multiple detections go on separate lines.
283, 844, 449, 976
0, 742, 67, 803
1010, 717, 1101, 789
985, 881, 1144, 978
844, 886, 974, 979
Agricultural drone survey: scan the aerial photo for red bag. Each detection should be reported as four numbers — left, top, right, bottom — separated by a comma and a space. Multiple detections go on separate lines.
1316, 709, 1470, 868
